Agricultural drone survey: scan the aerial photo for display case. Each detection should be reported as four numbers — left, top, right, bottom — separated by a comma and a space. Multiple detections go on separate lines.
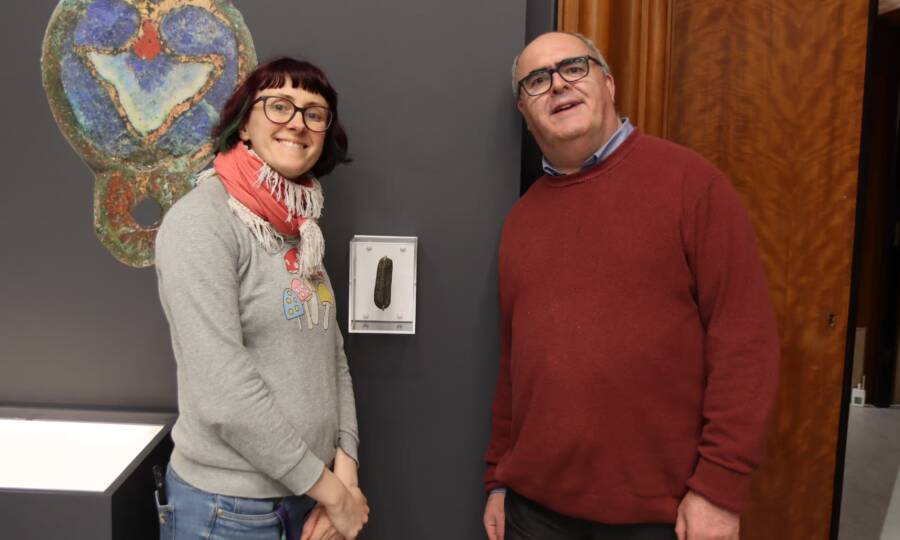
0, 407, 175, 540
348, 235, 418, 334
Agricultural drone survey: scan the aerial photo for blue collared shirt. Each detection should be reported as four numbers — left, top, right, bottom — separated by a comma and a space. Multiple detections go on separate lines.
541, 117, 635, 176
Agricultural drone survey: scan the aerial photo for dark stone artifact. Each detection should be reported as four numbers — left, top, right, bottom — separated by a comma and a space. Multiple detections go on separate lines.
374, 256, 393, 310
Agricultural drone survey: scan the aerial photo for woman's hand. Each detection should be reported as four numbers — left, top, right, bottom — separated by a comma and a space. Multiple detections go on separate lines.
323, 485, 368, 539
300, 485, 369, 540
300, 505, 339, 540
305, 469, 369, 540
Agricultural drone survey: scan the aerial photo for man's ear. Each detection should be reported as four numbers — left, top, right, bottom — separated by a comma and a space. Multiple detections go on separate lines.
516, 100, 532, 133
604, 73, 616, 104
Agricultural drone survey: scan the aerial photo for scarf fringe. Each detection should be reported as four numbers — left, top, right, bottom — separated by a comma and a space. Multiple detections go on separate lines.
211, 148, 326, 277
227, 195, 325, 278
227, 198, 285, 253
194, 167, 218, 186
298, 220, 325, 277
255, 161, 324, 221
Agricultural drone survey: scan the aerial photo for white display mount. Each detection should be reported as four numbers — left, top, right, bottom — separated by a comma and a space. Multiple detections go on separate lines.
349, 235, 417, 334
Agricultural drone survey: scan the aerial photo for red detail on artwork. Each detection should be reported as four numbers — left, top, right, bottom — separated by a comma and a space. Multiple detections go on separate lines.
104, 171, 157, 246
133, 20, 161, 61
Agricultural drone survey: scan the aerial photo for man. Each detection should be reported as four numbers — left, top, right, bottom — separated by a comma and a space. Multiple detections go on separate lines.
483, 32, 779, 540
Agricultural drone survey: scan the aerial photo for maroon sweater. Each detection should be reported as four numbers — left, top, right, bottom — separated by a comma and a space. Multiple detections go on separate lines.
484, 131, 779, 524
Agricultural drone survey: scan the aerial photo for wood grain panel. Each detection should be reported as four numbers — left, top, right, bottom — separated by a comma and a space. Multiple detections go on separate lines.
667, 1, 868, 538
558, 0, 672, 136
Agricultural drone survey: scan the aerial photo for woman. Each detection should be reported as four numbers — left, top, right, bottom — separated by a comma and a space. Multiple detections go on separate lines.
154, 57, 368, 540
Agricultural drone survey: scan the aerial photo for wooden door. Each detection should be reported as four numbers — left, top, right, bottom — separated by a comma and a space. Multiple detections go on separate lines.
666, 2, 867, 537
561, 1, 869, 537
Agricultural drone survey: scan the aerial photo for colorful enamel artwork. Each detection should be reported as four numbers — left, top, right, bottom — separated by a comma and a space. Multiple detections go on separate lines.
41, 0, 256, 267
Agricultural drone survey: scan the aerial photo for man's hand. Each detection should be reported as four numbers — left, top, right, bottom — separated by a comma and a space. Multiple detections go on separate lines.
483, 491, 506, 540
675, 490, 739, 540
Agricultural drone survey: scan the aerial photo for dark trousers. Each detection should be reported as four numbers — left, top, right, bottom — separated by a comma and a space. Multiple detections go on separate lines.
504, 490, 677, 540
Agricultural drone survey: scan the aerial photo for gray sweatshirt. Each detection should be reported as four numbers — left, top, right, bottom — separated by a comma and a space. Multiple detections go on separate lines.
155, 176, 358, 498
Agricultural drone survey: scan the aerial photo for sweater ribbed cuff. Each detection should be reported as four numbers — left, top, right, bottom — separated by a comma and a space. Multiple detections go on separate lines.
686, 456, 752, 514
484, 464, 505, 493
338, 431, 359, 465
278, 452, 326, 496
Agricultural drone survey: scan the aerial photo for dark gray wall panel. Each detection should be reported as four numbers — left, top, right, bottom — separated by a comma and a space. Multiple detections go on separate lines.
248, 4, 524, 537
527, 0, 557, 42
522, 0, 558, 190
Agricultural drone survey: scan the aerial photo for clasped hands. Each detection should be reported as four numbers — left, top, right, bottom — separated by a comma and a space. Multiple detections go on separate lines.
301, 448, 369, 540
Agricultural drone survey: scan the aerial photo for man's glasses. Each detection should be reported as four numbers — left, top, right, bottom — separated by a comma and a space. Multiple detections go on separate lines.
518, 55, 604, 97
252, 96, 333, 132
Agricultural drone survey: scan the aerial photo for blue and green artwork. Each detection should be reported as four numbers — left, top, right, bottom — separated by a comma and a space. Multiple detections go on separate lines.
42, 0, 257, 267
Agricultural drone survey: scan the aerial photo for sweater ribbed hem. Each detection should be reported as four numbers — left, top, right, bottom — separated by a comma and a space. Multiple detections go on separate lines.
685, 456, 751, 513
511, 481, 679, 525
170, 448, 325, 498
170, 449, 292, 498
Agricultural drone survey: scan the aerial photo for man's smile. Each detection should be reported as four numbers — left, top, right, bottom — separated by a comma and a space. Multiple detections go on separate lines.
550, 99, 583, 115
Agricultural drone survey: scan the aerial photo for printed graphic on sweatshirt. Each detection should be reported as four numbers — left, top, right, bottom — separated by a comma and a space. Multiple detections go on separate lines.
282, 289, 305, 332
284, 247, 300, 274
316, 282, 334, 331
291, 278, 316, 328
281, 276, 336, 332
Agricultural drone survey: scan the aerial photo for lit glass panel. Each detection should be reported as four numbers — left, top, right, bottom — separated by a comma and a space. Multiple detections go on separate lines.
0, 419, 163, 492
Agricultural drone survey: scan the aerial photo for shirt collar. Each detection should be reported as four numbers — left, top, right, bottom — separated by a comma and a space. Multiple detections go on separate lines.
542, 117, 635, 177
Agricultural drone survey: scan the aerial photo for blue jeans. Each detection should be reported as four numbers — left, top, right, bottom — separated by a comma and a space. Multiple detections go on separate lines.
155, 465, 316, 540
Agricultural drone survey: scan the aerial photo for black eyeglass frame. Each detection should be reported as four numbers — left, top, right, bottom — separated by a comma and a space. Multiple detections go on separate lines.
251, 95, 333, 132
517, 55, 605, 97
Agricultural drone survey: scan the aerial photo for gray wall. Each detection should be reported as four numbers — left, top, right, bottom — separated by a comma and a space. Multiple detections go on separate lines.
522, 0, 558, 189
527, 0, 557, 42
0, 1, 537, 538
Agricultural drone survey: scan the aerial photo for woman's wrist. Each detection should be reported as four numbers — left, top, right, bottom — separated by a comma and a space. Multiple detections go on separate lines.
335, 470, 358, 488
334, 448, 359, 487
306, 468, 350, 508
